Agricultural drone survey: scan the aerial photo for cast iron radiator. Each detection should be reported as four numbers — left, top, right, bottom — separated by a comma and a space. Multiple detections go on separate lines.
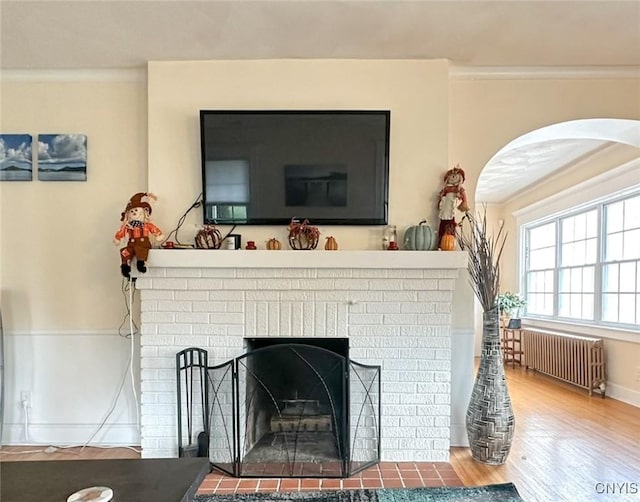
522, 329, 606, 397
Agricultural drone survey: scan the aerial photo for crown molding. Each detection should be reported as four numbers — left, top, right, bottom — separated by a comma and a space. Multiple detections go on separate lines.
449, 65, 640, 80
3, 65, 638, 82
0, 68, 146, 83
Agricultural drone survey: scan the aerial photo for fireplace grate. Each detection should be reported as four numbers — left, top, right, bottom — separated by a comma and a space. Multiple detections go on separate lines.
176, 344, 380, 478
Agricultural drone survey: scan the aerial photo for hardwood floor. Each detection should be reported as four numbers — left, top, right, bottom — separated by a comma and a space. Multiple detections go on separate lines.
452, 364, 640, 502
0, 445, 140, 461
2, 364, 639, 501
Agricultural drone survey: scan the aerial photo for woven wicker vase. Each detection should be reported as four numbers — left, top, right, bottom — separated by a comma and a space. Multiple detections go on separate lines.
466, 306, 515, 465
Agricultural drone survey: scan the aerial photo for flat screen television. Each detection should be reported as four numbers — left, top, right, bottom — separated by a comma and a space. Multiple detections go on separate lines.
200, 110, 390, 225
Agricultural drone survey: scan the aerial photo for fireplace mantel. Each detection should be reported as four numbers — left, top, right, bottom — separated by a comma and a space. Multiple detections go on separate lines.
139, 248, 469, 462
148, 249, 468, 269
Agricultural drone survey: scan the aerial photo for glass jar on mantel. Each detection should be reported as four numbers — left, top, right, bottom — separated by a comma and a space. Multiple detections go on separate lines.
382, 225, 397, 250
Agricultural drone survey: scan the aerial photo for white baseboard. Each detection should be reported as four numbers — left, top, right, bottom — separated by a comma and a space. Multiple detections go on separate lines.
450, 424, 469, 447
605, 383, 640, 408
1, 422, 140, 446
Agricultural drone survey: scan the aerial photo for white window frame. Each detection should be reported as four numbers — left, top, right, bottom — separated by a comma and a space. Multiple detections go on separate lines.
514, 158, 640, 344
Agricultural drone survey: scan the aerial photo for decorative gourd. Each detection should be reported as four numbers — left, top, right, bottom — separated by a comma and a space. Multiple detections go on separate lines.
404, 220, 437, 250
266, 237, 282, 250
325, 236, 339, 250
288, 218, 320, 250
440, 233, 456, 251
195, 225, 223, 249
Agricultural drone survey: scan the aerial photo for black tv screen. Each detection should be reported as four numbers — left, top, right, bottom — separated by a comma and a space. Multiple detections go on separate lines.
200, 110, 390, 225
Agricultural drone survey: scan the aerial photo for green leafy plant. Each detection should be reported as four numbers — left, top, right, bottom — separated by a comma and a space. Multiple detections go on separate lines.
497, 292, 527, 318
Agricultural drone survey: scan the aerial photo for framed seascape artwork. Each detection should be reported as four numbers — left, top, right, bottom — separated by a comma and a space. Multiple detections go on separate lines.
0, 134, 33, 181
37, 134, 87, 181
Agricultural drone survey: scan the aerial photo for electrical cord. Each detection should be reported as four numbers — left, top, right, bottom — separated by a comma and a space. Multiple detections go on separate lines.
162, 192, 203, 247
129, 282, 140, 432
80, 277, 140, 452
118, 278, 138, 338
78, 333, 133, 454
1, 278, 142, 458
22, 400, 30, 442
161, 192, 238, 248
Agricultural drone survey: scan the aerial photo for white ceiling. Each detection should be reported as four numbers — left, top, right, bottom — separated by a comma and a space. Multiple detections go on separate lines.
2, 0, 640, 70
2, 1, 639, 203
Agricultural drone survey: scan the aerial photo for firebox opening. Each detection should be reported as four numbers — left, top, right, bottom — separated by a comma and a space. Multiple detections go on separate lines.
240, 338, 349, 477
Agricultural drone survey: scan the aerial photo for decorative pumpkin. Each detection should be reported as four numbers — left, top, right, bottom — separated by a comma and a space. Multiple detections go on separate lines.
287, 218, 320, 250
266, 237, 282, 250
325, 236, 339, 250
195, 225, 223, 249
404, 220, 437, 250
440, 233, 456, 251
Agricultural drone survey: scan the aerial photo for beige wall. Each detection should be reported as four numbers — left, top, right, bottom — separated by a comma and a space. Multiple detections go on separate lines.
450, 77, 640, 403
1, 65, 638, 445
147, 60, 451, 249
0, 76, 147, 444
1, 77, 147, 330
450, 78, 640, 204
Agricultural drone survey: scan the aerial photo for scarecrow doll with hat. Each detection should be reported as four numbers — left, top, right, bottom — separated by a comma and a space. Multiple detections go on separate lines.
114, 192, 164, 278
437, 164, 470, 244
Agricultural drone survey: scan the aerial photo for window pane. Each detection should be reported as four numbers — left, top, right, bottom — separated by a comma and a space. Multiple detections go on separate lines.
586, 211, 598, 238
530, 222, 556, 249
602, 293, 618, 322
527, 292, 553, 316
545, 270, 554, 290
620, 262, 637, 293
606, 200, 624, 233
575, 241, 586, 265
562, 218, 574, 243
583, 267, 595, 293
561, 211, 597, 266
623, 229, 640, 260
603, 264, 619, 292
619, 294, 636, 324
605, 233, 623, 261
559, 270, 570, 293
559, 293, 570, 317
530, 248, 555, 270
585, 238, 597, 263
571, 268, 582, 292
583, 294, 594, 319
561, 243, 574, 266
623, 195, 640, 230
573, 213, 587, 240
570, 294, 581, 317
541, 293, 554, 316
525, 192, 639, 328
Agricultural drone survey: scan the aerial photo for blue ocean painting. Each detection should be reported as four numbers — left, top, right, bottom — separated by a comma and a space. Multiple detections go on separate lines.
38, 134, 87, 181
0, 134, 33, 181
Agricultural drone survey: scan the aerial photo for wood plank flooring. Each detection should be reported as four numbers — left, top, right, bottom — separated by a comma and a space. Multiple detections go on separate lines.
452, 364, 640, 502
2, 363, 639, 501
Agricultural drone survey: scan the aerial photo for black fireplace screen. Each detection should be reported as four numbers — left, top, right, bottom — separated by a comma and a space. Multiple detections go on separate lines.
177, 344, 380, 478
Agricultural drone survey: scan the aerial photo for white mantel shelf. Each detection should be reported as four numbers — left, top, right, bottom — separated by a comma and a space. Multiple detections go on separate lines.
148, 249, 468, 269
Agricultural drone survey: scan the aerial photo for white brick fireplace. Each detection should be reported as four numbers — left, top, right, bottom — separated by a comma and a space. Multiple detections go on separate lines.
137, 249, 468, 462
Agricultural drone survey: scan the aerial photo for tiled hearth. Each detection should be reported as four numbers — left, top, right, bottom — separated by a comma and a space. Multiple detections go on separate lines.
196, 462, 464, 496
138, 249, 467, 463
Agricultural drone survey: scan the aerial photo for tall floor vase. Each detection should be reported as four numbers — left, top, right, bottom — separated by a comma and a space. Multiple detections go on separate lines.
466, 306, 515, 464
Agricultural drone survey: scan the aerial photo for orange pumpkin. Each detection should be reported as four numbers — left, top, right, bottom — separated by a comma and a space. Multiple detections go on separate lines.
440, 234, 456, 251
325, 236, 339, 250
266, 237, 282, 250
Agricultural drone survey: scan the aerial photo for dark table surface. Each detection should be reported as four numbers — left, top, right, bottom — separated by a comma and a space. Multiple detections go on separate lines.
0, 457, 210, 502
